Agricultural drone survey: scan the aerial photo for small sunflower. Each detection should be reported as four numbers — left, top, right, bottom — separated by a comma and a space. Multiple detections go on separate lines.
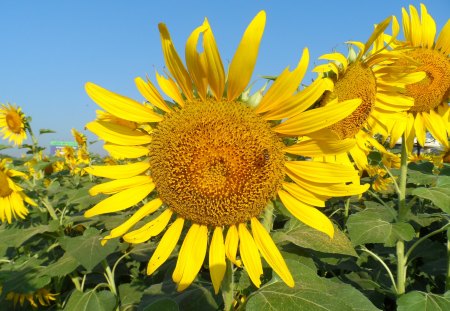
0, 103, 28, 146
388, 4, 450, 151
4, 287, 57, 308
84, 11, 368, 292
313, 16, 424, 171
0, 159, 36, 224
71, 128, 87, 148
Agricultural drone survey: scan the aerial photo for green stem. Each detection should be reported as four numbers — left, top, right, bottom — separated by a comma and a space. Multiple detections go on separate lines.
102, 260, 117, 295
262, 201, 274, 231
26, 125, 40, 158
396, 134, 409, 295
359, 246, 398, 293
41, 197, 58, 220
344, 198, 350, 221
446, 227, 450, 291
70, 273, 82, 291
222, 260, 234, 311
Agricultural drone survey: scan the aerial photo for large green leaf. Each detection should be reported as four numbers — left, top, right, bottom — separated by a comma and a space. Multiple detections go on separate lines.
0, 257, 50, 294
0, 224, 50, 248
245, 258, 379, 311
407, 162, 437, 185
346, 206, 415, 246
273, 220, 357, 256
397, 291, 450, 311
412, 187, 450, 213
118, 283, 145, 309
59, 227, 119, 271
39, 253, 79, 278
142, 298, 179, 311
64, 290, 116, 311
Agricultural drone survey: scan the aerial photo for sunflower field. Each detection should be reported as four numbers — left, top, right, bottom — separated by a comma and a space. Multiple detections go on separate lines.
1, 3, 450, 311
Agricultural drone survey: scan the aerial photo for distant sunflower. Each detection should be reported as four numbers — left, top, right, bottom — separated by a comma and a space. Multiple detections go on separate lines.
71, 128, 87, 148
4, 287, 57, 308
388, 4, 450, 151
85, 11, 368, 292
0, 159, 36, 223
313, 16, 424, 171
0, 103, 28, 146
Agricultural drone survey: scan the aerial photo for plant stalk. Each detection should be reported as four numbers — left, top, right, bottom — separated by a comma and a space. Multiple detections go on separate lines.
446, 227, 450, 291
222, 260, 234, 311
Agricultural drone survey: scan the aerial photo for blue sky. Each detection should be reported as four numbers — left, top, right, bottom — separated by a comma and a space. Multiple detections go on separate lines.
0, 0, 449, 156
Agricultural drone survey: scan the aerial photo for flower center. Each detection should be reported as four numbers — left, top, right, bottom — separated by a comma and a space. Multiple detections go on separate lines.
320, 62, 377, 139
149, 100, 285, 226
404, 48, 450, 113
5, 110, 23, 134
0, 170, 12, 197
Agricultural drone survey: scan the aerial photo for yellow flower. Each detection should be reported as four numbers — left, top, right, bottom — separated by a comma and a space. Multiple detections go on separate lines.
0, 159, 36, 223
5, 287, 57, 308
71, 128, 87, 148
0, 103, 28, 146
388, 4, 450, 151
313, 16, 423, 171
84, 11, 368, 292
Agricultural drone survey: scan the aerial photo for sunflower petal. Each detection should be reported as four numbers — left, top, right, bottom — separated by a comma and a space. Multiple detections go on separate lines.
85, 183, 154, 217
135, 77, 171, 113
123, 209, 173, 244
103, 143, 149, 159
319, 52, 348, 71
278, 190, 334, 238
203, 18, 225, 100
225, 225, 241, 267
186, 22, 209, 101
209, 227, 226, 294
282, 182, 327, 207
238, 223, 263, 288
227, 11, 266, 101
409, 5, 422, 47
85, 83, 163, 123
274, 98, 361, 136
89, 175, 153, 195
84, 161, 150, 179
86, 121, 152, 146
414, 113, 426, 146
147, 217, 184, 275
420, 4, 436, 49
284, 137, 355, 157
285, 161, 359, 184
436, 19, 450, 54
423, 110, 449, 147
251, 218, 294, 287
155, 71, 185, 106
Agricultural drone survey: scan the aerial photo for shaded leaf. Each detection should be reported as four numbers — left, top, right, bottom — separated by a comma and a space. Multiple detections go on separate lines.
119, 283, 145, 309
64, 290, 116, 311
142, 298, 179, 311
412, 187, 450, 213
0, 258, 50, 294
39, 253, 79, 278
273, 220, 357, 256
397, 291, 450, 311
0, 225, 50, 248
39, 128, 56, 134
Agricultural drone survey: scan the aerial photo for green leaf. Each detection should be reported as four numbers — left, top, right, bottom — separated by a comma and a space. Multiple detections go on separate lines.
39, 128, 56, 134
245, 258, 379, 311
118, 283, 145, 309
0, 225, 50, 248
39, 253, 79, 277
412, 187, 450, 213
346, 206, 415, 246
397, 291, 450, 311
0, 144, 12, 150
273, 220, 357, 257
0, 258, 51, 294
59, 227, 119, 271
64, 290, 116, 311
142, 298, 179, 311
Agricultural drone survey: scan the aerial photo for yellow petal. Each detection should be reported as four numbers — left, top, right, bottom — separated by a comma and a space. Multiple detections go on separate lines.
123, 209, 172, 244
103, 198, 163, 242
158, 23, 193, 100
89, 175, 153, 195
423, 110, 449, 148
414, 112, 426, 146
84, 161, 150, 179
284, 137, 355, 157
135, 77, 171, 113
203, 18, 225, 100
282, 182, 327, 207
402, 7, 412, 43
85, 183, 154, 217
85, 83, 163, 123
319, 52, 348, 71
86, 121, 152, 146
173, 224, 208, 292
238, 223, 263, 288
185, 22, 209, 101
409, 5, 422, 47
285, 161, 359, 184
147, 217, 184, 275
225, 225, 241, 267
278, 190, 334, 238
227, 11, 266, 101
436, 19, 450, 54
155, 71, 185, 106
420, 4, 436, 49
251, 218, 294, 287
363, 16, 391, 54
209, 227, 226, 294
274, 98, 361, 136
103, 143, 149, 159
255, 48, 309, 115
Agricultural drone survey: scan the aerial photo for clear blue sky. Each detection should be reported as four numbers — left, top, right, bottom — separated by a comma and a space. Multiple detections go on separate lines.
0, 0, 448, 156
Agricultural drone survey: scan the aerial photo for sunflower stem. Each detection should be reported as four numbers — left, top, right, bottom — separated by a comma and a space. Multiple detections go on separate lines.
222, 260, 234, 311
446, 227, 450, 291
262, 201, 274, 231
344, 198, 350, 221
396, 134, 409, 295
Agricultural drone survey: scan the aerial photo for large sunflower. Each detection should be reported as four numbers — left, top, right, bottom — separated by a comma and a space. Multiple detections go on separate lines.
0, 159, 36, 223
387, 4, 450, 151
312, 16, 425, 171
84, 11, 368, 292
0, 103, 28, 146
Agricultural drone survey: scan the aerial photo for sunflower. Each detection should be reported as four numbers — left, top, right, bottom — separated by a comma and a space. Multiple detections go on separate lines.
312, 16, 425, 171
71, 128, 87, 148
0, 159, 36, 224
84, 11, 368, 292
387, 4, 450, 151
0, 103, 28, 146
3, 287, 57, 308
